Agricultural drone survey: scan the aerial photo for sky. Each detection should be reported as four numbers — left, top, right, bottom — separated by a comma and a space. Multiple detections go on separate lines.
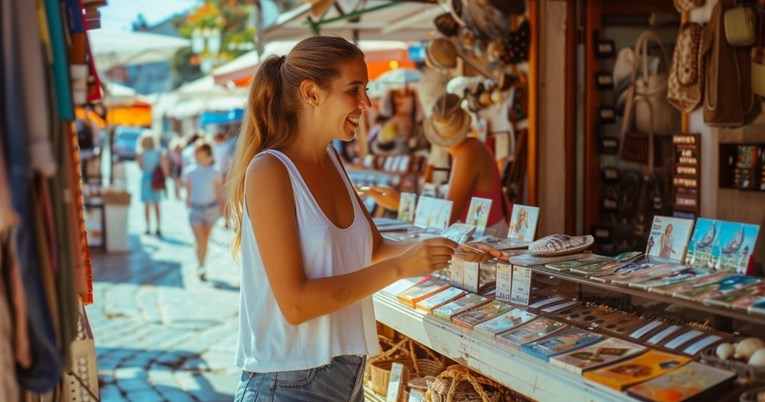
99, 0, 201, 32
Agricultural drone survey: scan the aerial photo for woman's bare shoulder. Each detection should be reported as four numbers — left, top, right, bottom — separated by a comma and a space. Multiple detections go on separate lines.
245, 153, 290, 191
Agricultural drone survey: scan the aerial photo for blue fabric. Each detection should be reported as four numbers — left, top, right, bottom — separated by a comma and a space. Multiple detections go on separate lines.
140, 173, 162, 203
234, 355, 365, 402
43, 0, 74, 119
140, 149, 162, 203
1, 0, 62, 392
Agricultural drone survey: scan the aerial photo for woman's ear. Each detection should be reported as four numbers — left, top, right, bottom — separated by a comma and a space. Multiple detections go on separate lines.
299, 80, 321, 106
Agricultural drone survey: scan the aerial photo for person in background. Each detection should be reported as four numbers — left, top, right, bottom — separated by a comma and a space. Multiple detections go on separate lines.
363, 93, 510, 237
168, 138, 185, 199
181, 130, 203, 175
224, 36, 478, 402
368, 86, 428, 156
184, 140, 223, 282
136, 132, 168, 236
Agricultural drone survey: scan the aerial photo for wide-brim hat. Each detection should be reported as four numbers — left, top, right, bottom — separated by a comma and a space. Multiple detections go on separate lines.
424, 38, 458, 70
423, 93, 472, 148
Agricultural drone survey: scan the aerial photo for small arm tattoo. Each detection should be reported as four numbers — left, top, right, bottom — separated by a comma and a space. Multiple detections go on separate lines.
332, 288, 350, 301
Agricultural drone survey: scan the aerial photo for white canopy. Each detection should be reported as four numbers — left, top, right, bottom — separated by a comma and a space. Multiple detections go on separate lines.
88, 31, 190, 71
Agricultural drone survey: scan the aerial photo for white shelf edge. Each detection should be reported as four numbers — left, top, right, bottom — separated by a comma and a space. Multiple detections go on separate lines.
373, 289, 637, 402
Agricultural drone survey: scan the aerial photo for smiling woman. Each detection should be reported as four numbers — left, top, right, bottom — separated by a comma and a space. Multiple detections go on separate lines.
223, 36, 464, 402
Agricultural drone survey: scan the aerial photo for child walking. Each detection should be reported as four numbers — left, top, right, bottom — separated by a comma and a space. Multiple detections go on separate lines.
183, 140, 223, 281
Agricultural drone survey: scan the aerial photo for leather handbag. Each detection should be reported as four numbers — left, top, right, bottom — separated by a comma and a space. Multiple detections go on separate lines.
623, 31, 680, 135
674, 0, 705, 12
753, 6, 765, 97
724, 5, 757, 47
668, 22, 705, 112
620, 95, 673, 170
703, 0, 761, 126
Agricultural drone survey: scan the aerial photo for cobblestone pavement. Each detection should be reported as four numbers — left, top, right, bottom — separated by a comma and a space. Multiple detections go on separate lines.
85, 161, 241, 402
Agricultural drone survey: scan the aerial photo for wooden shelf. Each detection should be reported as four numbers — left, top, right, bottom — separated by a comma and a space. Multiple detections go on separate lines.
373, 286, 637, 402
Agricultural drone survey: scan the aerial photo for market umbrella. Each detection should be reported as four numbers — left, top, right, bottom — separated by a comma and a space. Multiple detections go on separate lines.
88, 31, 190, 71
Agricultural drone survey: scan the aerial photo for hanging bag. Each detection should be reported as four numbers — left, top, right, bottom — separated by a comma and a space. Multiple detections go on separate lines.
623, 31, 680, 136
620, 96, 656, 167
150, 165, 165, 191
668, 22, 705, 112
752, 4, 765, 97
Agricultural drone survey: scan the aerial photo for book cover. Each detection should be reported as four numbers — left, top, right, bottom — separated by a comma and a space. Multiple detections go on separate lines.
465, 197, 492, 237
473, 308, 537, 338
549, 338, 647, 375
452, 300, 514, 330
545, 255, 609, 272
521, 327, 603, 362
497, 318, 568, 349
432, 293, 490, 321
396, 276, 451, 308
672, 274, 761, 302
626, 361, 736, 402
507, 204, 540, 242
415, 286, 467, 313
583, 350, 691, 391
644, 216, 695, 262
703, 282, 765, 310
397, 192, 417, 223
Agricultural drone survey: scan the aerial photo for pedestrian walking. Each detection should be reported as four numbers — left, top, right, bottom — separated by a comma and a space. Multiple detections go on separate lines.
168, 137, 184, 199
184, 140, 223, 281
136, 132, 167, 236
224, 36, 479, 402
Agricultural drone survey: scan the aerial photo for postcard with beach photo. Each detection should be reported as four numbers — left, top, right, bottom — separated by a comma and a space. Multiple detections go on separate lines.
685, 218, 720, 270
644, 216, 694, 262
430, 198, 453, 231
477, 204, 541, 250
397, 192, 417, 223
465, 197, 493, 237
714, 220, 759, 273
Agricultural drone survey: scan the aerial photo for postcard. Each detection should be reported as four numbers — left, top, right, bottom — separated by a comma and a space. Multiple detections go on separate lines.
521, 327, 603, 362
397, 192, 417, 223
672, 274, 762, 302
473, 308, 537, 338
685, 218, 720, 269
510, 265, 532, 305
647, 271, 730, 296
495, 262, 513, 302
507, 204, 540, 242
440, 223, 476, 244
432, 293, 490, 321
415, 287, 467, 313
714, 220, 759, 273
465, 197, 493, 237
629, 267, 710, 291
644, 216, 695, 262
413, 196, 435, 229
550, 338, 647, 375
396, 276, 451, 308
545, 255, 609, 272
583, 350, 691, 391
703, 282, 765, 310
430, 198, 453, 231
453, 300, 514, 329
497, 318, 568, 349
626, 361, 736, 402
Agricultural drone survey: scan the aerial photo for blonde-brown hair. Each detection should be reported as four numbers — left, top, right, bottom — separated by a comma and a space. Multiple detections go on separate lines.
226, 36, 365, 254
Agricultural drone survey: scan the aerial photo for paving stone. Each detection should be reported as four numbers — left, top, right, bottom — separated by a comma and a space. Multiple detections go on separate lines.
125, 389, 166, 402
116, 378, 152, 393
98, 384, 126, 401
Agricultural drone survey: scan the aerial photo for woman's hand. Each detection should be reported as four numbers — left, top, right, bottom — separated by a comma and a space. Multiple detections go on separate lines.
455, 242, 510, 262
360, 186, 401, 211
394, 237, 457, 277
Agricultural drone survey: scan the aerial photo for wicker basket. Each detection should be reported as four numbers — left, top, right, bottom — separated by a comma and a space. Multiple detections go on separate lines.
424, 365, 501, 402
369, 338, 446, 397
365, 334, 405, 384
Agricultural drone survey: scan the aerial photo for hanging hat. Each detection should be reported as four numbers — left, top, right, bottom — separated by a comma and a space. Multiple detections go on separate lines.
424, 38, 458, 70
423, 93, 472, 148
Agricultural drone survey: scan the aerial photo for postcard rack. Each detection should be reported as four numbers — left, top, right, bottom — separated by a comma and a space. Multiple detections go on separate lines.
372, 287, 637, 402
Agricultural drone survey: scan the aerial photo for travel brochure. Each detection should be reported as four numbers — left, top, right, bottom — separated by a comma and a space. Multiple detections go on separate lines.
684, 218, 759, 273
583, 350, 691, 391
549, 337, 647, 375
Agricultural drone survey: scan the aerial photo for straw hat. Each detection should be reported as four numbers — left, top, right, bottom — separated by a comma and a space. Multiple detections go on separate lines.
424, 38, 458, 70
423, 93, 472, 148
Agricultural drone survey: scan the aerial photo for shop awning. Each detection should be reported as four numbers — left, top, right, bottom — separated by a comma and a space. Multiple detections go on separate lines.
199, 109, 244, 125
88, 31, 190, 71
212, 40, 416, 86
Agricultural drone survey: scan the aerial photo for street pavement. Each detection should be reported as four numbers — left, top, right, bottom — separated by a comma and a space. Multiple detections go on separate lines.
85, 161, 241, 402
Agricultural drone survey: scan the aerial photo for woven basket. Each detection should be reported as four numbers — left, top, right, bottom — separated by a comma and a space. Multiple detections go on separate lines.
365, 334, 404, 384
369, 338, 446, 397
425, 365, 501, 402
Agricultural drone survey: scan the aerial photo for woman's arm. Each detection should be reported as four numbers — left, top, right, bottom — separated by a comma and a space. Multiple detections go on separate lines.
247, 155, 456, 326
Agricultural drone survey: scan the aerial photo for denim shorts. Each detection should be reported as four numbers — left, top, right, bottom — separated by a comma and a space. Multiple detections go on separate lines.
234, 355, 366, 402
188, 205, 220, 226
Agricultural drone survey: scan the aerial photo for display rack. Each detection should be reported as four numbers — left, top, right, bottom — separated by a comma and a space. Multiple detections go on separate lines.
672, 133, 701, 218
373, 287, 636, 402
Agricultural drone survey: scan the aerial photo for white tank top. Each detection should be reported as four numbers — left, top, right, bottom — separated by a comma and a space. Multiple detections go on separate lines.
235, 147, 378, 372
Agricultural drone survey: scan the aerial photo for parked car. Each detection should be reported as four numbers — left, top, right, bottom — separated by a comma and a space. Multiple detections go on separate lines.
112, 126, 143, 161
